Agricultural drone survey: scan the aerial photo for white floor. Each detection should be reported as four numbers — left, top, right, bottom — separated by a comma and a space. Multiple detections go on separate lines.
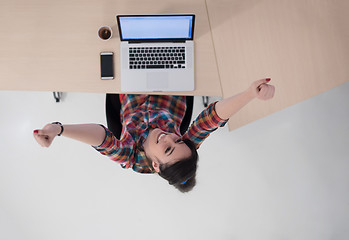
1, 83, 349, 240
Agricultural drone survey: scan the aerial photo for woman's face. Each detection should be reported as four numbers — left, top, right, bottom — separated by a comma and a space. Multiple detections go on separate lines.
143, 128, 191, 172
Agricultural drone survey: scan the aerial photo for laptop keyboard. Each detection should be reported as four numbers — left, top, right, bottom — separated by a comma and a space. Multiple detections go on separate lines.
129, 47, 186, 69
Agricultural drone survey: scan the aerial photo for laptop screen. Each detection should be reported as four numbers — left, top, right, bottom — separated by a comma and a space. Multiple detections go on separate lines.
117, 15, 195, 41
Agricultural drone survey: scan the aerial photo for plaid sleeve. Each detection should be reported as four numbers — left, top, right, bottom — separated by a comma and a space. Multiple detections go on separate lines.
92, 125, 134, 168
183, 102, 228, 149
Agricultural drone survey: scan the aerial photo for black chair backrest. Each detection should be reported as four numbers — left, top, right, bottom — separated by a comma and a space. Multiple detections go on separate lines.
106, 94, 194, 139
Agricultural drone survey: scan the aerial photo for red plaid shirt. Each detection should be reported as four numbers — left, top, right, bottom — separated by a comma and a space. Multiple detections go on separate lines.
93, 94, 227, 173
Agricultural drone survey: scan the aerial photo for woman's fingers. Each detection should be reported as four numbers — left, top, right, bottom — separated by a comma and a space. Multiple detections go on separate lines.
33, 131, 45, 147
33, 130, 53, 147
33, 123, 60, 147
255, 78, 271, 89
251, 78, 272, 97
258, 84, 275, 100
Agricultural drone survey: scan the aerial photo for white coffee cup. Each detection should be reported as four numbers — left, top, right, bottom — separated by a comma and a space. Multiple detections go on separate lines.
98, 26, 112, 40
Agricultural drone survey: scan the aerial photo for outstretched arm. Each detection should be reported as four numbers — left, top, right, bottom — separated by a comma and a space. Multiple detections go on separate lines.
215, 78, 275, 120
33, 123, 106, 147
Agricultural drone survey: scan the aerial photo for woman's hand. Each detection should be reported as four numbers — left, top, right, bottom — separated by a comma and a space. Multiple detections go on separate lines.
248, 78, 275, 101
215, 78, 276, 120
33, 123, 60, 147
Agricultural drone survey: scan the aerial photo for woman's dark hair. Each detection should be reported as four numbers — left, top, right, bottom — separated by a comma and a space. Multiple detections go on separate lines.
158, 139, 198, 193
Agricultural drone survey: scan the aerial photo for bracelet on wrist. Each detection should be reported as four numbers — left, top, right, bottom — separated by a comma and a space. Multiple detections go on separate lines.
51, 122, 64, 136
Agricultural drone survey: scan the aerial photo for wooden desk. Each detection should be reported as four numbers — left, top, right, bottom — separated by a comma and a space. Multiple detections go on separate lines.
207, 0, 349, 130
0, 0, 222, 96
3, 0, 347, 130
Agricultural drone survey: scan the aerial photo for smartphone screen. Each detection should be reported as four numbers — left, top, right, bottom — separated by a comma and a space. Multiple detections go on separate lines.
100, 52, 114, 79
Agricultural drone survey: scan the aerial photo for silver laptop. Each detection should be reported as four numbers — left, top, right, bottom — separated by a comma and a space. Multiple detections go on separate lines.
116, 14, 195, 92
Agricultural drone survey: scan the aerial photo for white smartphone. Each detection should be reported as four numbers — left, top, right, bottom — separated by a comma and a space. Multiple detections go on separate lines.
100, 52, 114, 80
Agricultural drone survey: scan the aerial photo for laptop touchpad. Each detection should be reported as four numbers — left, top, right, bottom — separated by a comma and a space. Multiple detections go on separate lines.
146, 72, 169, 89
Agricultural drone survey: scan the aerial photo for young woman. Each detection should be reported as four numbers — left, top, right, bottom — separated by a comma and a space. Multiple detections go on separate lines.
33, 78, 275, 192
